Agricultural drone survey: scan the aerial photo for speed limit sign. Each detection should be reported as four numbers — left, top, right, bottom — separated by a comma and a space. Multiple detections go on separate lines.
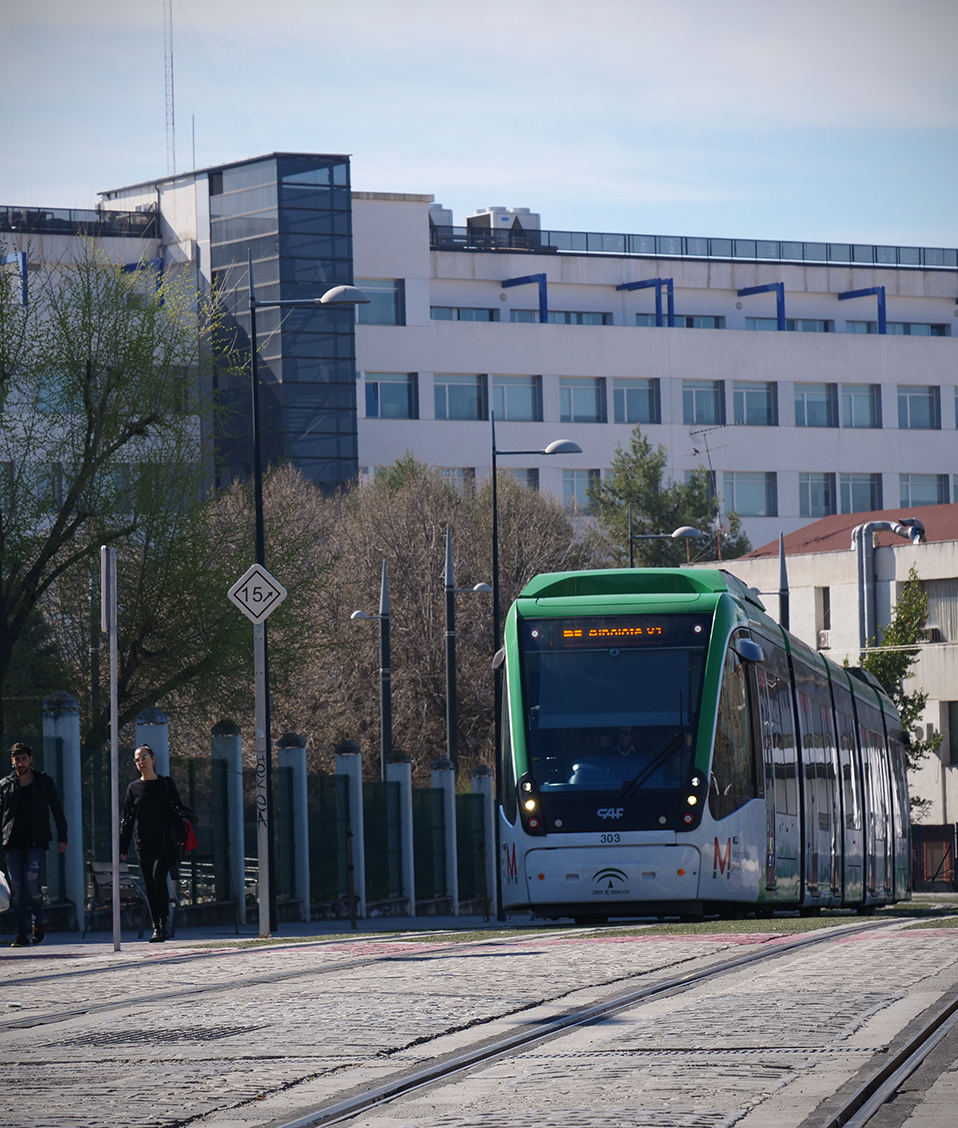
227, 564, 288, 625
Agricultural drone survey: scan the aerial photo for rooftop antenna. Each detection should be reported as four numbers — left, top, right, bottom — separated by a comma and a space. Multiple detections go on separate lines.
164, 0, 176, 175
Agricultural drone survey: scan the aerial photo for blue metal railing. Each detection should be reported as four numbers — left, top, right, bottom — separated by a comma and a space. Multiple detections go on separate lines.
429, 225, 958, 270
0, 206, 158, 240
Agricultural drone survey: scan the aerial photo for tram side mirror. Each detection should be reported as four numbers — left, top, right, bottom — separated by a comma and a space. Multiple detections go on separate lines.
492, 647, 506, 670
731, 639, 765, 664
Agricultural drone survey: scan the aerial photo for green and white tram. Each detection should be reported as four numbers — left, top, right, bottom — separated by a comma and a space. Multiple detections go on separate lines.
498, 568, 910, 920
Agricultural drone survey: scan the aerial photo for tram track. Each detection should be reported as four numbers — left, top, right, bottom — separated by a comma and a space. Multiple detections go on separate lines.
813, 990, 958, 1128
0, 927, 587, 1031
1, 916, 902, 1036
259, 916, 905, 1128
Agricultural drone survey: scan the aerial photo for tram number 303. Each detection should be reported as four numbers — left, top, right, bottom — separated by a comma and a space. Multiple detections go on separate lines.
600, 833, 621, 844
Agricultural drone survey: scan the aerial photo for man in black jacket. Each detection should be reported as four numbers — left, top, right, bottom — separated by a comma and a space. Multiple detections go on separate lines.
1, 743, 68, 947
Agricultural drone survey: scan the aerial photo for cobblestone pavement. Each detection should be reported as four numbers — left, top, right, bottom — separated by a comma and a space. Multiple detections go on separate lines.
2, 920, 957, 1128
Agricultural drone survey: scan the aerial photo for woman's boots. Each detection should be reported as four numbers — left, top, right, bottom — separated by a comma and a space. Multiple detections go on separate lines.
149, 917, 168, 943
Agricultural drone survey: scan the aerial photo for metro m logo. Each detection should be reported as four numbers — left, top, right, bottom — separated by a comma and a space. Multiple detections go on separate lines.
713, 836, 732, 879
505, 842, 518, 883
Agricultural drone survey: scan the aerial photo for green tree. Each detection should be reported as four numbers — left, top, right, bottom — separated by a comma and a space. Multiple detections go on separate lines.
589, 426, 750, 566
861, 566, 940, 820
0, 244, 224, 738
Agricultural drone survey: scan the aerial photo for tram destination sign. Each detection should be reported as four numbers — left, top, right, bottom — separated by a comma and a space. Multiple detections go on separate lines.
227, 564, 288, 625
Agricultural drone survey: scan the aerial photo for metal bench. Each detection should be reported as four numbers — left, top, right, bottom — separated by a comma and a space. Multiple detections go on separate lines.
82, 861, 150, 939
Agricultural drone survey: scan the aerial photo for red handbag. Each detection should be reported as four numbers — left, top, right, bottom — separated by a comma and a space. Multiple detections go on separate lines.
184, 819, 199, 852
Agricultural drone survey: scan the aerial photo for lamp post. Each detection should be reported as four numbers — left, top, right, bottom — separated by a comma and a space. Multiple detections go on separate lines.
490, 412, 582, 919
248, 255, 367, 930
444, 524, 491, 772
626, 506, 707, 567
351, 560, 392, 782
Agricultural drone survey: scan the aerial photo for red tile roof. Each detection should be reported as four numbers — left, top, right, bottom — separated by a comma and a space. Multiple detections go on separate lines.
745, 503, 958, 558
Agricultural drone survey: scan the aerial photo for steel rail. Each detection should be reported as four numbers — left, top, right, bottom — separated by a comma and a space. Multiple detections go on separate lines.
0, 927, 596, 1031
273, 918, 901, 1128
815, 992, 958, 1128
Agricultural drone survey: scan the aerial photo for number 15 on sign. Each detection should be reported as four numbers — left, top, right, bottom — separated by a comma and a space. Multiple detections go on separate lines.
227, 564, 288, 625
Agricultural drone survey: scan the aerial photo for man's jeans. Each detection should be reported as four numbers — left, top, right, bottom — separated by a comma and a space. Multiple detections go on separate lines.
6, 847, 46, 935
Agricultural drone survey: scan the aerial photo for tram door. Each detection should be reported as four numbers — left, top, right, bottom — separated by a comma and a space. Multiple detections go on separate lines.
796, 669, 842, 903
756, 657, 799, 900
832, 682, 864, 904
860, 717, 891, 896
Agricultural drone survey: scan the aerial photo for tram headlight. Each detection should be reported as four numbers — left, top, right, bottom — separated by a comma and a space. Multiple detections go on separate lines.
690, 776, 702, 788
686, 795, 698, 806
521, 781, 534, 793
523, 798, 537, 812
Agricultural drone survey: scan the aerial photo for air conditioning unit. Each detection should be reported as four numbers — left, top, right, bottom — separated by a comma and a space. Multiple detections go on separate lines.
466, 206, 541, 231
919, 627, 942, 643
817, 630, 831, 650
428, 203, 453, 227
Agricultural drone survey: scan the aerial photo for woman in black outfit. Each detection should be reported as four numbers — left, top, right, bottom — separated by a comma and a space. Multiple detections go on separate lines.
119, 745, 187, 942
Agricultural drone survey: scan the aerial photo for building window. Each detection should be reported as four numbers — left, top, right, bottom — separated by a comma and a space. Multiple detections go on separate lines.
746, 318, 832, 332
439, 467, 475, 493
848, 321, 948, 336
685, 468, 717, 500
900, 474, 948, 507
435, 374, 487, 421
683, 380, 725, 425
613, 378, 661, 424
560, 377, 606, 423
636, 314, 724, 328
898, 385, 941, 430
733, 381, 777, 426
511, 309, 611, 325
563, 468, 599, 512
365, 373, 417, 419
795, 383, 838, 427
842, 384, 882, 428
799, 472, 836, 518
431, 307, 499, 322
502, 468, 539, 490
724, 471, 777, 517
356, 279, 405, 326
492, 375, 542, 422
840, 473, 882, 514
887, 322, 948, 336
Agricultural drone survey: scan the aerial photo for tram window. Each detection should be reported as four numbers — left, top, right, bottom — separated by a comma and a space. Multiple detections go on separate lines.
710, 648, 759, 819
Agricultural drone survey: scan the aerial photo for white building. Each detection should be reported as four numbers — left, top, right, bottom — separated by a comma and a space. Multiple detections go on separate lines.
710, 503, 958, 828
4, 151, 956, 545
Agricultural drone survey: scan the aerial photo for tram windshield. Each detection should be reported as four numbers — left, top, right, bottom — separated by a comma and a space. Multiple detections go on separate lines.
519, 614, 712, 793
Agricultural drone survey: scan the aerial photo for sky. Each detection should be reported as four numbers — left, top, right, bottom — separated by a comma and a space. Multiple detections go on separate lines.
4, 0, 957, 247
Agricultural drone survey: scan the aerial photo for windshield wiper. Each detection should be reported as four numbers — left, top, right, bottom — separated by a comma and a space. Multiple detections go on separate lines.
619, 731, 687, 800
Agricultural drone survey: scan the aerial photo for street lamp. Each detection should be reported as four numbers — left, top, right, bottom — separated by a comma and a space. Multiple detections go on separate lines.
490, 411, 582, 919
444, 524, 491, 772
627, 506, 707, 567
248, 254, 367, 931
351, 560, 391, 782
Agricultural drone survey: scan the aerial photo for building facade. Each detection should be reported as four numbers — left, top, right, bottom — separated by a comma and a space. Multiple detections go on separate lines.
4, 151, 957, 545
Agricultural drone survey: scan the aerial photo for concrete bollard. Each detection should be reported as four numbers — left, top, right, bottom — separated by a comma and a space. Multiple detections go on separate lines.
431, 757, 458, 915
335, 742, 365, 920
42, 692, 84, 928
386, 750, 415, 916
136, 707, 170, 777
211, 721, 245, 926
278, 733, 310, 922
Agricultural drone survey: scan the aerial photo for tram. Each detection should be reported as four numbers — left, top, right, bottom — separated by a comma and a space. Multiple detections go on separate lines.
498, 567, 910, 920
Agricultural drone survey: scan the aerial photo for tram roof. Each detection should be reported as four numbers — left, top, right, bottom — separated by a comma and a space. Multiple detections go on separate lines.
517, 567, 765, 609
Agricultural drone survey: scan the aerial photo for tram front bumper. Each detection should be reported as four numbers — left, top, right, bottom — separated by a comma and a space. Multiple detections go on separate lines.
522, 845, 703, 906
